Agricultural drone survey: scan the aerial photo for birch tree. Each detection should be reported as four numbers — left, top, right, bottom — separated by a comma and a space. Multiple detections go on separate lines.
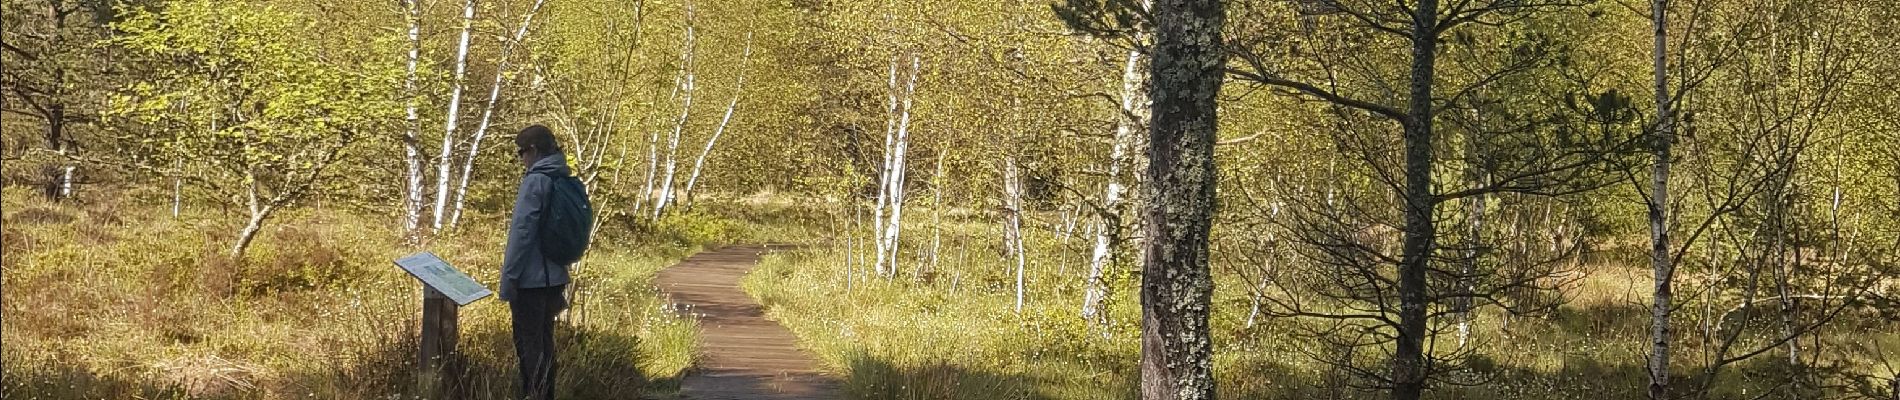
398, 0, 425, 243
431, 0, 477, 233
1002, 155, 1027, 311
636, 73, 677, 217
1054, 0, 1158, 329
1090, 10, 1151, 328
880, 54, 919, 279
681, 31, 753, 205
1644, 0, 1677, 397
871, 56, 898, 276
447, 0, 551, 229
651, 1, 696, 219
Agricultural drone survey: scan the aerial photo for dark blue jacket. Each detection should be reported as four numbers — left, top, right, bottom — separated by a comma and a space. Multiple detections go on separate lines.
500, 152, 574, 301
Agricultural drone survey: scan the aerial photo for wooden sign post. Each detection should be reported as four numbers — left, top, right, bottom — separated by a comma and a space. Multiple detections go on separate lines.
394, 252, 493, 399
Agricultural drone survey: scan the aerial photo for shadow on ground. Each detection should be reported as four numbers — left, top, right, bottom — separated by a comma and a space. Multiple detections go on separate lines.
2, 362, 189, 399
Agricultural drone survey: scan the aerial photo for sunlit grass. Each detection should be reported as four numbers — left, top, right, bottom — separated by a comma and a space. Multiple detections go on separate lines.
742, 207, 1899, 400
0, 189, 721, 399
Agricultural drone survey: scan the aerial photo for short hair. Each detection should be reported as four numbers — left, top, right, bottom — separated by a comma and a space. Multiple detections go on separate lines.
514, 125, 561, 153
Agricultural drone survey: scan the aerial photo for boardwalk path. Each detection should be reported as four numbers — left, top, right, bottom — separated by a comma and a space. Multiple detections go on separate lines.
653, 244, 840, 399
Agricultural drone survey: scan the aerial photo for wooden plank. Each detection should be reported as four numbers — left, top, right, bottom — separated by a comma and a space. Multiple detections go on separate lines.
654, 244, 840, 399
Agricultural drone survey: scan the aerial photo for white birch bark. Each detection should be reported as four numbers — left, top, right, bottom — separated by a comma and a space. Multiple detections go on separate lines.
1646, 0, 1677, 396
57, 164, 72, 198
1082, 22, 1151, 323
681, 32, 753, 205
447, 0, 550, 229
431, 0, 477, 233
635, 78, 678, 218
880, 54, 920, 279
928, 149, 945, 273
872, 56, 899, 276
1244, 202, 1280, 328
843, 205, 854, 290
652, 3, 695, 219
1457, 100, 1486, 349
1457, 184, 1485, 348
1004, 156, 1027, 312
171, 173, 182, 217
232, 173, 276, 259
400, 0, 424, 241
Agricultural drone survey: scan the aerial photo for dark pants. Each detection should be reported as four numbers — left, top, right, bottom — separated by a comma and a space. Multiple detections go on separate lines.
510, 285, 566, 400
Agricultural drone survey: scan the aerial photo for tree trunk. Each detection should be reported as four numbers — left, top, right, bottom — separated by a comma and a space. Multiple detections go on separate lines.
44, 102, 69, 200
653, 3, 696, 219
1647, 0, 1676, 398
1084, 9, 1153, 325
1766, 180, 1800, 364
682, 32, 753, 205
636, 69, 680, 219
1457, 103, 1485, 349
448, 0, 550, 229
43, 6, 73, 202
929, 150, 946, 275
1392, 1, 1442, 399
172, 173, 182, 217
873, 56, 899, 277
432, 0, 477, 233
399, 0, 425, 243
845, 202, 855, 291
636, 123, 664, 217
1138, 0, 1224, 397
232, 177, 275, 259
1004, 156, 1027, 312
881, 54, 920, 279
1889, 375, 1898, 400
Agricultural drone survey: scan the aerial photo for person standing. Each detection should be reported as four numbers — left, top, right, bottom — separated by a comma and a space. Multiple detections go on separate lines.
502, 124, 592, 400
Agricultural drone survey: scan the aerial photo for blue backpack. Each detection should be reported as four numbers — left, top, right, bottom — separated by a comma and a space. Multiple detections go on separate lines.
537, 173, 593, 265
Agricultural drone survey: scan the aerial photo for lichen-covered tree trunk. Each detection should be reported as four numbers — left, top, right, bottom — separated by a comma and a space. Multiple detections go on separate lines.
1138, 0, 1223, 397
1393, 0, 1441, 398
1646, 0, 1676, 398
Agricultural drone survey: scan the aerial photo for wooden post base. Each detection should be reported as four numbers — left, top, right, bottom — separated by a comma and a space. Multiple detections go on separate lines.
420, 287, 462, 399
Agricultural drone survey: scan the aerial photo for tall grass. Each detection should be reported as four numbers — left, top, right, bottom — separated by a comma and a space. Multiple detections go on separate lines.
741, 207, 1900, 400
0, 188, 759, 399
